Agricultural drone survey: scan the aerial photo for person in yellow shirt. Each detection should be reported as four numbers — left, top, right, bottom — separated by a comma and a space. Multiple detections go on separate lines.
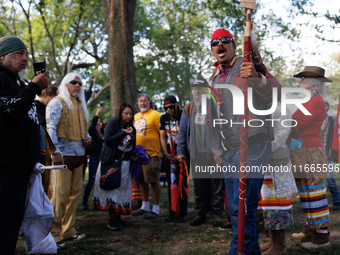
133, 94, 162, 219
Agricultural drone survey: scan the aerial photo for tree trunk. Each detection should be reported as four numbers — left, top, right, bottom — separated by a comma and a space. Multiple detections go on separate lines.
102, 0, 138, 118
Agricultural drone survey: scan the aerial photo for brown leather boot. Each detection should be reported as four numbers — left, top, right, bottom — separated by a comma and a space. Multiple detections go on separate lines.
301, 231, 330, 250
260, 230, 272, 252
262, 229, 286, 255
292, 224, 316, 239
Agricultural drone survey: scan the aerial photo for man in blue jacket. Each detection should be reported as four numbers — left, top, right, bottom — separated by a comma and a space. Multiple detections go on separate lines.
0, 35, 49, 255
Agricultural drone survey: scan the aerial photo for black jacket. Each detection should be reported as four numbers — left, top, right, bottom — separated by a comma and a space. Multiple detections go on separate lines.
100, 118, 135, 164
0, 65, 41, 174
34, 100, 46, 128
86, 115, 104, 156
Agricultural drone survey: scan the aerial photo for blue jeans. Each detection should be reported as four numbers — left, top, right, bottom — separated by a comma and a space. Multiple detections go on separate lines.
327, 161, 340, 203
83, 155, 99, 206
223, 140, 271, 255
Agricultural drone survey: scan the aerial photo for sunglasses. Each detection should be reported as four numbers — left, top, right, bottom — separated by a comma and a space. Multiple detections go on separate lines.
164, 104, 175, 111
211, 37, 233, 47
69, 80, 82, 86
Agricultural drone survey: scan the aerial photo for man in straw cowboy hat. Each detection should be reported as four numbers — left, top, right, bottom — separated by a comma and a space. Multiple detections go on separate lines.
294, 66, 333, 82
291, 66, 332, 250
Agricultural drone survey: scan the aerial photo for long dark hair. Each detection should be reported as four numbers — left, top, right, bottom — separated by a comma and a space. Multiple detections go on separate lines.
97, 117, 105, 134
116, 103, 135, 126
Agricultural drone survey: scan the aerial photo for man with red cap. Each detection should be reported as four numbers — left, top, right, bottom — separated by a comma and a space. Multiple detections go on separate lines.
208, 28, 281, 255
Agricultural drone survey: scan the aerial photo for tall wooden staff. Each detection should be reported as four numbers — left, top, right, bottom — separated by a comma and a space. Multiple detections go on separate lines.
238, 0, 256, 254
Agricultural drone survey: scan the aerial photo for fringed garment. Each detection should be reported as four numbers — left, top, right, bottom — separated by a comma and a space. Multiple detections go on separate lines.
295, 147, 330, 229
93, 161, 132, 215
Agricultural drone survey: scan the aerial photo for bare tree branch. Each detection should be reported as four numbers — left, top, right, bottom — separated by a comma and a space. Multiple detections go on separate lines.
34, 2, 62, 76
87, 84, 110, 108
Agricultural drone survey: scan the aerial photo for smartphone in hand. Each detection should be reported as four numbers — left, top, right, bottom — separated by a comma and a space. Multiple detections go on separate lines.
33, 60, 47, 75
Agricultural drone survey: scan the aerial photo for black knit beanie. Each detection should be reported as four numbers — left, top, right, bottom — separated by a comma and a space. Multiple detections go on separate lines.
0, 35, 27, 57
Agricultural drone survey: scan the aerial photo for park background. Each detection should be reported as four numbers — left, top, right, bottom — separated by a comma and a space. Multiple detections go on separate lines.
3, 0, 340, 254
1, 0, 340, 120
15, 170, 340, 254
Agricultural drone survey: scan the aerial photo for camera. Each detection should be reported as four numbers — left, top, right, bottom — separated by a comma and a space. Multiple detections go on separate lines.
33, 60, 46, 75
99, 102, 104, 108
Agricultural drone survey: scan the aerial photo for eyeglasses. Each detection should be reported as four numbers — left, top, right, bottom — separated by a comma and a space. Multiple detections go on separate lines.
69, 80, 82, 86
164, 104, 175, 111
211, 37, 233, 47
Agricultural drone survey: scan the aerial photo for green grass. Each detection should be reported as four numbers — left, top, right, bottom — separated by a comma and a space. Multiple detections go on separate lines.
14, 167, 340, 254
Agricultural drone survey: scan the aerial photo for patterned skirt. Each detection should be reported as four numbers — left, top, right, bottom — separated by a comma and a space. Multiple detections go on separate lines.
295, 147, 330, 229
93, 160, 132, 215
258, 176, 294, 230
